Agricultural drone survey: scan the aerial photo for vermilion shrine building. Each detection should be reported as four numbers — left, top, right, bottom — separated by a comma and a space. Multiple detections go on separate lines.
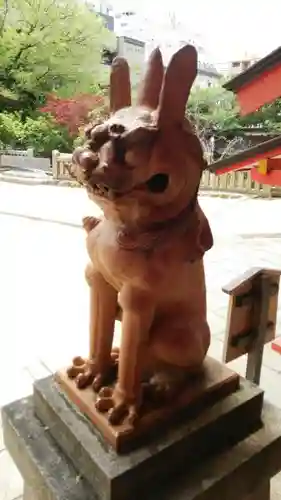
210, 46, 281, 186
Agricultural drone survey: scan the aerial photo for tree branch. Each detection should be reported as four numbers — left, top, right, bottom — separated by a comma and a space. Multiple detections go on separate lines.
4, 41, 39, 76
0, 94, 22, 110
0, 0, 9, 36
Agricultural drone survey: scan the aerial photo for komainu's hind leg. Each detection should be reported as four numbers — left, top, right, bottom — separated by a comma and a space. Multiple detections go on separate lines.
147, 318, 210, 400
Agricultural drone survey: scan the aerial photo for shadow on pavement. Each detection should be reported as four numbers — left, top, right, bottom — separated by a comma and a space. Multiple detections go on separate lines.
0, 210, 82, 229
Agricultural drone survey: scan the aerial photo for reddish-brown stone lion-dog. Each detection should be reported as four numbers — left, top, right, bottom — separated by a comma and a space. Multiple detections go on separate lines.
67, 44, 213, 426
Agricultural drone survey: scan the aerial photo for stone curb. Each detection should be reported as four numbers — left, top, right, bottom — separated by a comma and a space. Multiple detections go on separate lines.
199, 191, 244, 199
0, 175, 271, 200
0, 175, 245, 196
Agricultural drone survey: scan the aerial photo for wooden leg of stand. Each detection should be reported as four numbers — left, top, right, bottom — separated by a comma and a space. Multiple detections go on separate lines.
246, 276, 271, 385
245, 480, 270, 500
23, 483, 37, 500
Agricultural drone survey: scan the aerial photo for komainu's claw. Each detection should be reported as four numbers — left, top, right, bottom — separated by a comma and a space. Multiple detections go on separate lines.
66, 357, 87, 379
95, 387, 114, 412
95, 385, 140, 426
66, 350, 119, 391
76, 369, 95, 389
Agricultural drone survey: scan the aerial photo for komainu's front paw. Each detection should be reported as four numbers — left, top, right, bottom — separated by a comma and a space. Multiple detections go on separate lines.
95, 385, 140, 426
82, 216, 101, 233
66, 349, 119, 392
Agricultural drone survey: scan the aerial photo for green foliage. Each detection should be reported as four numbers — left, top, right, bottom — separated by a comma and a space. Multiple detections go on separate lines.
0, 0, 115, 110
23, 114, 73, 155
0, 112, 23, 148
187, 84, 281, 135
187, 85, 240, 133
237, 99, 281, 131
0, 112, 73, 154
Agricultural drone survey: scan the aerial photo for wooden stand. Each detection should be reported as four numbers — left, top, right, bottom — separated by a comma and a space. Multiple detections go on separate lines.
222, 267, 281, 384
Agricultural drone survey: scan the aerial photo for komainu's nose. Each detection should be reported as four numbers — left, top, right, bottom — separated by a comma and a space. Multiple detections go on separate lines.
72, 147, 99, 171
108, 123, 126, 137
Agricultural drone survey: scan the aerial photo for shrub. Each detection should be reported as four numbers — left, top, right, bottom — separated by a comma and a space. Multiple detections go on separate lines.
0, 91, 109, 156
23, 114, 73, 156
0, 112, 25, 149
0, 112, 73, 156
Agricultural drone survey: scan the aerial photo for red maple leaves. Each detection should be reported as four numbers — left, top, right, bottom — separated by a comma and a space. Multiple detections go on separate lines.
40, 93, 108, 136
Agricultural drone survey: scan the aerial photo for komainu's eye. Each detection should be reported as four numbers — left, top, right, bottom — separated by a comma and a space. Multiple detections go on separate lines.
146, 174, 169, 193
88, 124, 110, 152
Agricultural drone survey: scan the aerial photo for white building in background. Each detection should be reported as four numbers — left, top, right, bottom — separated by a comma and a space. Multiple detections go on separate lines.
215, 51, 260, 78
113, 8, 221, 87
117, 36, 145, 87
86, 2, 221, 87
86, 0, 113, 15
227, 56, 260, 77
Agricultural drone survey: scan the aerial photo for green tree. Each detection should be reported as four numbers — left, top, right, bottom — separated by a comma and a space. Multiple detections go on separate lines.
0, 0, 115, 110
187, 85, 239, 135
186, 84, 281, 162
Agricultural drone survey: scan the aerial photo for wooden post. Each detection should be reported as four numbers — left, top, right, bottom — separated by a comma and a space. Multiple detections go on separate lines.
246, 171, 252, 193
220, 173, 227, 190
204, 170, 211, 189
210, 172, 217, 190
23, 484, 37, 500
262, 183, 272, 198
52, 150, 59, 179
27, 148, 34, 157
228, 171, 235, 190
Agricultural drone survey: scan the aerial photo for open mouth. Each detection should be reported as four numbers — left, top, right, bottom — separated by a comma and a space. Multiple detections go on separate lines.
89, 183, 113, 199
87, 173, 169, 200
93, 184, 110, 197
88, 183, 124, 201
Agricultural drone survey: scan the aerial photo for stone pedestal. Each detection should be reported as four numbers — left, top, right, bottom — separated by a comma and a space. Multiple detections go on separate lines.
3, 365, 281, 500
33, 374, 261, 499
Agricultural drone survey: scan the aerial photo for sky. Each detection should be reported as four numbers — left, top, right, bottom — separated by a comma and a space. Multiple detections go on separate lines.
111, 0, 281, 63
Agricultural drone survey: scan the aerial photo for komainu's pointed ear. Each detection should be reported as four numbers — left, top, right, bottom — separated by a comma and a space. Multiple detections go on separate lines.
157, 45, 197, 127
110, 57, 131, 113
137, 48, 164, 109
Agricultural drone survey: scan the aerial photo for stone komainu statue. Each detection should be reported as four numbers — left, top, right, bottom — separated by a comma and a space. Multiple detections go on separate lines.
67, 45, 213, 426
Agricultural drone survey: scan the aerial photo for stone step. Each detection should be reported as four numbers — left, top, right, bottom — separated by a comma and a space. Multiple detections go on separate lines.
1, 397, 94, 500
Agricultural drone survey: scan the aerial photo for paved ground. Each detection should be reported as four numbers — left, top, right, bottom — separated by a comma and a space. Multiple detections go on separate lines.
1, 182, 281, 499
